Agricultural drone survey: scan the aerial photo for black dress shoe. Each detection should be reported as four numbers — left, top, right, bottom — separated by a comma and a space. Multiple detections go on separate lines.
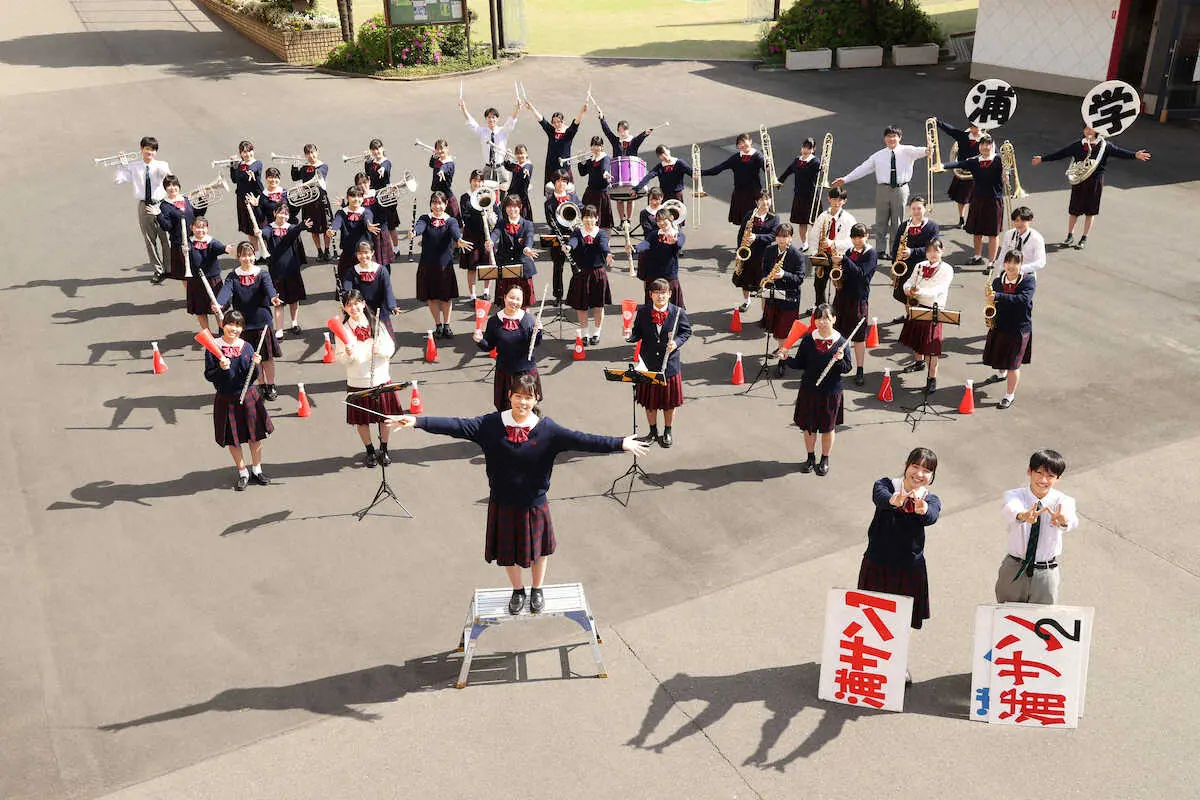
854, 373, 865, 387
798, 457, 815, 474
737, 301, 750, 313
1075, 235, 1088, 250
660, 431, 673, 448
265, 384, 279, 401
250, 470, 270, 486
149, 271, 166, 285
442, 324, 453, 339
234, 475, 249, 491
291, 322, 302, 334
926, 378, 938, 393
902, 361, 926, 374
377, 448, 391, 466
634, 431, 658, 445
508, 589, 527, 615
529, 587, 545, 614
814, 460, 829, 476
589, 335, 600, 346
998, 396, 1014, 410
364, 450, 377, 468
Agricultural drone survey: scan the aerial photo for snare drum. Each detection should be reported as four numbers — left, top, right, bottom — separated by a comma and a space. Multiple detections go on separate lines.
609, 157, 647, 200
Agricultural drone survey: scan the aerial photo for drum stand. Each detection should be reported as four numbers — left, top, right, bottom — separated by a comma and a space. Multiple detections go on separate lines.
354, 457, 414, 521
602, 366, 663, 507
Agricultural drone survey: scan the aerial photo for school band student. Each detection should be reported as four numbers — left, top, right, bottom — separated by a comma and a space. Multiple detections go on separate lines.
262, 203, 312, 337
776, 136, 821, 244
898, 239, 952, 393
633, 209, 685, 308
889, 195, 939, 322
578, 136, 615, 230
701, 132, 766, 226
732, 190, 779, 313
597, 108, 655, 225
365, 138, 402, 252
502, 144, 535, 220
489, 195, 539, 307
830, 223, 875, 387
338, 290, 402, 468
762, 223, 808, 347
330, 187, 380, 281
428, 139, 460, 220
341, 241, 398, 337
354, 171, 395, 269
112, 136, 171, 282
525, 97, 588, 192
832, 125, 929, 259
459, 169, 494, 301
543, 170, 582, 305
782, 304, 853, 476
1032, 125, 1151, 249
806, 187, 855, 309
566, 205, 613, 346
996, 206, 1046, 274
859, 447, 942, 681
994, 449, 1078, 605
475, 284, 544, 412
186, 217, 236, 333
387, 375, 649, 615
289, 144, 332, 261
982, 251, 1035, 409
935, 119, 982, 228
938, 133, 1004, 266
214, 242, 282, 400
627, 279, 692, 448
414, 191, 468, 338
635, 145, 693, 205
204, 311, 273, 491
154, 174, 205, 286
459, 98, 521, 188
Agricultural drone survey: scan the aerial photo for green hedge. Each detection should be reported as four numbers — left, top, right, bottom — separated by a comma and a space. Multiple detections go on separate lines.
325, 13, 476, 71
760, 0, 944, 61
221, 0, 338, 31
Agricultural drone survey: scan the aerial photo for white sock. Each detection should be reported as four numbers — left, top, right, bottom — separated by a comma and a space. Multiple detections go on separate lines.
238, 468, 249, 478
998, 370, 1008, 377
585, 323, 594, 338
250, 464, 263, 475
1003, 393, 1015, 402
594, 323, 602, 337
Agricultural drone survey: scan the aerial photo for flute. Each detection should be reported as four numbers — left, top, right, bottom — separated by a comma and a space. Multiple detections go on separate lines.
814, 317, 866, 386
526, 284, 549, 361
659, 308, 681, 373
238, 327, 269, 404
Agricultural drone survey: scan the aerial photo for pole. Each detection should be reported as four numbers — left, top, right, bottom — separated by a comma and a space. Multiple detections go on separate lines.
773, 0, 781, 19
488, 0, 499, 60
496, 0, 506, 51
465, 0, 473, 65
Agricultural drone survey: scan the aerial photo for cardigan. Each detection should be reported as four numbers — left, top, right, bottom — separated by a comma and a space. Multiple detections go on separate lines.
864, 477, 942, 567
627, 304, 692, 376
415, 413, 624, 507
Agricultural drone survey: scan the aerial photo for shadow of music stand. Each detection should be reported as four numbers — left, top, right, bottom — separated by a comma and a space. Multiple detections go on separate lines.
347, 381, 415, 520
475, 264, 525, 382
602, 364, 665, 507
901, 304, 961, 432
744, 283, 780, 399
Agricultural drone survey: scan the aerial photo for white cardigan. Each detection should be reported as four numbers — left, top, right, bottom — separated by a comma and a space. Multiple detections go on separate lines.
336, 319, 396, 387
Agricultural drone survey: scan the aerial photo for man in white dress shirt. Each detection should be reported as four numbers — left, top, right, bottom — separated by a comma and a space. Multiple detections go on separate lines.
996, 206, 1047, 274
994, 449, 1079, 605
832, 126, 928, 262
112, 136, 171, 282
458, 98, 520, 191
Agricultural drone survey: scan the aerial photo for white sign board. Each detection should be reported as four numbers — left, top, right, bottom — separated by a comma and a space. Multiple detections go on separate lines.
965, 78, 1017, 130
819, 588, 913, 712
1082, 80, 1140, 137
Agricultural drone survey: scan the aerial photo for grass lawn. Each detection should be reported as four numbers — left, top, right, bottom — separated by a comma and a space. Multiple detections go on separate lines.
316, 0, 977, 61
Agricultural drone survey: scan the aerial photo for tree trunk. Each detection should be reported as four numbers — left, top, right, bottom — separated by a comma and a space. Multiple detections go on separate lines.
336, 0, 354, 43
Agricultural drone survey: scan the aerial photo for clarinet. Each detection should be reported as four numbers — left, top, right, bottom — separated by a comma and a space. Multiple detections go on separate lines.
408, 196, 418, 262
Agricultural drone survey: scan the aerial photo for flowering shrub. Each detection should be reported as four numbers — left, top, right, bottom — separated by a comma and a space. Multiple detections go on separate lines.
760, 0, 943, 61
221, 0, 338, 31
325, 14, 474, 70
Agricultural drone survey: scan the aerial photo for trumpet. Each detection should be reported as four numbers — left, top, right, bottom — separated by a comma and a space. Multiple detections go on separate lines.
760, 124, 779, 211
210, 157, 238, 169
925, 118, 940, 217
559, 150, 592, 167
555, 200, 582, 230
662, 199, 687, 225
270, 152, 307, 164
691, 143, 706, 229
188, 177, 230, 210
733, 220, 756, 276
342, 151, 370, 167
94, 151, 135, 167
808, 132, 833, 225
760, 247, 786, 290
376, 171, 418, 208
286, 175, 324, 207
414, 139, 437, 153
984, 266, 997, 329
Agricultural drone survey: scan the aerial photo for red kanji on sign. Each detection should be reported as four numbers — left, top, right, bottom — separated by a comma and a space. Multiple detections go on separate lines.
844, 591, 898, 642
998, 688, 1067, 725
834, 668, 887, 709
839, 635, 892, 672
995, 650, 1062, 686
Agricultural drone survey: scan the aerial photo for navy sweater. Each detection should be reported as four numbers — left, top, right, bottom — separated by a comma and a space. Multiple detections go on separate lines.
204, 339, 257, 396
490, 218, 537, 277
216, 269, 278, 330
415, 413, 624, 507
702, 151, 765, 191
1039, 139, 1138, 178
502, 160, 535, 198
366, 158, 391, 190
634, 231, 685, 282
736, 212, 779, 257
627, 304, 692, 376
478, 313, 542, 373
341, 267, 396, 316
864, 477, 942, 568
156, 197, 207, 247
990, 274, 1036, 335
785, 333, 853, 394
777, 156, 821, 200
761, 244, 807, 310
414, 215, 462, 267
942, 156, 1004, 200
891, 218, 940, 262
539, 119, 581, 178
264, 222, 307, 282
189, 238, 228, 281
578, 155, 612, 192
837, 246, 876, 301
429, 157, 456, 198
230, 160, 264, 198
600, 118, 650, 158
635, 159, 692, 195
332, 206, 375, 254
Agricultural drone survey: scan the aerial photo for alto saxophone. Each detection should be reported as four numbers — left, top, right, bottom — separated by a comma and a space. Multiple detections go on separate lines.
733, 219, 756, 277
760, 247, 786, 290
812, 217, 830, 279
984, 267, 997, 329
891, 223, 911, 288
829, 245, 845, 290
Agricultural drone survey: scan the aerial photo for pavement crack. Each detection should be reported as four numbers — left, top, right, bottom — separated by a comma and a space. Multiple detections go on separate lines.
609, 625, 766, 800
1080, 510, 1200, 581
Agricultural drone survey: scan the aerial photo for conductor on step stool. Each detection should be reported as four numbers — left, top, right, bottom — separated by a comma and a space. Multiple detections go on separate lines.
388, 375, 648, 615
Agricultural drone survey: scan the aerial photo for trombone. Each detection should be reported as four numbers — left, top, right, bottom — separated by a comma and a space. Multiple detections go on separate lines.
342, 151, 369, 167
760, 125, 780, 212
270, 152, 307, 164
924, 118, 940, 217
413, 139, 437, 154
559, 150, 592, 167
94, 151, 136, 167
691, 143, 705, 229
808, 133, 833, 225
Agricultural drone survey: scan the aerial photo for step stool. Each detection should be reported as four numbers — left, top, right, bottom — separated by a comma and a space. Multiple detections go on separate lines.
455, 582, 606, 689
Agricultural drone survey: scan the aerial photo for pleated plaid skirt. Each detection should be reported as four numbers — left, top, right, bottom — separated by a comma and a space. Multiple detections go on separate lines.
833, 296, 869, 342
416, 263, 459, 302
213, 387, 273, 447
1068, 175, 1103, 216
982, 329, 1032, 371
242, 327, 281, 361
345, 386, 404, 425
899, 318, 943, 357
946, 174, 973, 206
186, 275, 222, 316
566, 267, 611, 310
793, 385, 843, 433
857, 556, 930, 630
965, 196, 1003, 237
728, 188, 759, 225
485, 499, 556, 567
636, 372, 684, 411
760, 302, 797, 341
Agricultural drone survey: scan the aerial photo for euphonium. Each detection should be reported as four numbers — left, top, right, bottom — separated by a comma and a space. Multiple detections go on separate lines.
760, 247, 786, 290
1066, 135, 1105, 185
286, 175, 324, 207
376, 171, 418, 208
662, 199, 687, 225
733, 220, 756, 276
808, 132, 833, 224
555, 200, 582, 229
188, 176, 230, 209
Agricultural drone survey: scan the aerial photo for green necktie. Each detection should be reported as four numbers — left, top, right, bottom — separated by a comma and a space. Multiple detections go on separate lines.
1012, 503, 1043, 581
889, 151, 898, 188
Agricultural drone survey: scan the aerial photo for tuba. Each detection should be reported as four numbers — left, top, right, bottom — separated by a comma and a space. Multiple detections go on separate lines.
662, 199, 687, 225
376, 171, 418, 208
808, 132, 833, 224
555, 200, 582, 229
286, 175, 324, 207
188, 177, 230, 210
1066, 136, 1106, 185
924, 118, 940, 217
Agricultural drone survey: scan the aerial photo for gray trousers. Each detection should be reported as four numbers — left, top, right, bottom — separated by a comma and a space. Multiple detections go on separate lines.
138, 200, 169, 274
874, 182, 909, 257
994, 554, 1061, 605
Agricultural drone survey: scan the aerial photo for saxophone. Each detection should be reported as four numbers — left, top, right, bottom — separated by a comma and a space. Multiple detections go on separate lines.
733, 218, 756, 277
829, 244, 845, 290
984, 266, 997, 329
811, 216, 830, 279
760, 246, 786, 290
891, 222, 911, 287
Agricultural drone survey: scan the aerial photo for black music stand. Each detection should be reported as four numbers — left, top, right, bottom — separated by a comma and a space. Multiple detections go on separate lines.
538, 233, 575, 339
901, 305, 961, 432
347, 382, 414, 520
744, 285, 781, 398
602, 364, 665, 507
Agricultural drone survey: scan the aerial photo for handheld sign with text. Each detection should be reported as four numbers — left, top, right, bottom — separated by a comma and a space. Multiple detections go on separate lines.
819, 588, 913, 712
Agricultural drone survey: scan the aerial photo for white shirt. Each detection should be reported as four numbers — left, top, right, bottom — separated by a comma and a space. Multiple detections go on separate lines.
114, 158, 171, 202
1002, 486, 1079, 561
840, 144, 927, 186
997, 226, 1047, 274
903, 260, 952, 307
465, 113, 519, 167
807, 209, 857, 254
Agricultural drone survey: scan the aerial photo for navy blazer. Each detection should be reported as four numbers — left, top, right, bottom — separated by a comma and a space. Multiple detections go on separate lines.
341, 267, 396, 315
204, 339, 257, 396
785, 332, 853, 394
990, 274, 1035, 335
761, 243, 807, 309
477, 313, 543, 374
865, 477, 942, 568
627, 304, 692, 376
156, 197, 207, 247
490, 218, 537, 277
634, 231, 685, 282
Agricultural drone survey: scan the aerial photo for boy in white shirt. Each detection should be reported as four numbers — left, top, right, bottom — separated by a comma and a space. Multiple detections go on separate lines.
995, 449, 1079, 604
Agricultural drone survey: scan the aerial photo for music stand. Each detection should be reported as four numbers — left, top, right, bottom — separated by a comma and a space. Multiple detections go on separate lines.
346, 382, 415, 520
476, 264, 523, 282
602, 364, 665, 506
900, 305, 962, 432
745, 284, 781, 398
537, 234, 573, 338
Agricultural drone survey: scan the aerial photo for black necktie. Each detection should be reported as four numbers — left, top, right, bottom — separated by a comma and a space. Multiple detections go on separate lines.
144, 163, 154, 206
889, 151, 898, 188
489, 132, 496, 165
1013, 503, 1043, 580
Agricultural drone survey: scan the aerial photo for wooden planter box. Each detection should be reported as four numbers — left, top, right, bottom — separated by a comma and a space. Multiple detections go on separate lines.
194, 0, 343, 65
891, 43, 939, 66
836, 45, 884, 69
785, 48, 833, 71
